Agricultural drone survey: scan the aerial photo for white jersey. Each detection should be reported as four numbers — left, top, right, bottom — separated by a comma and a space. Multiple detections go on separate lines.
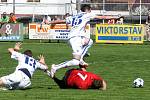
11, 51, 47, 77
66, 12, 96, 38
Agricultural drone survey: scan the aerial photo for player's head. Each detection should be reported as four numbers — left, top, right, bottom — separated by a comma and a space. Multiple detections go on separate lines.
65, 13, 70, 17
2, 12, 7, 18
81, 4, 91, 13
10, 12, 14, 16
44, 15, 48, 18
64, 13, 70, 19
91, 79, 103, 89
23, 50, 33, 57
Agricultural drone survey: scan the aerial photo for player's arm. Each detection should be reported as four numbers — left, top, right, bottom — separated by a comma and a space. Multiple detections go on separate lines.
40, 20, 67, 29
38, 55, 46, 65
94, 15, 118, 20
8, 42, 22, 54
8, 42, 23, 60
48, 20, 66, 24
37, 55, 48, 71
95, 16, 112, 19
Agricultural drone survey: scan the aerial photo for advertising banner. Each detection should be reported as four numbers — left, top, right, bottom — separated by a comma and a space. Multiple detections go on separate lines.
96, 24, 144, 43
29, 23, 90, 40
0, 23, 23, 41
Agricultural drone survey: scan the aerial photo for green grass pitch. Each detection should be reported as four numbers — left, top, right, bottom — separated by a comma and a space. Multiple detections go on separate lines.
0, 42, 150, 100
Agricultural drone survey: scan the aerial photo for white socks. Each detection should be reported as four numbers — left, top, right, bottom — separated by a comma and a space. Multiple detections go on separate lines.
54, 59, 80, 70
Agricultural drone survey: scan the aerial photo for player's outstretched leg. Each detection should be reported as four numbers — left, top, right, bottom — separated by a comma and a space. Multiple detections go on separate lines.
50, 59, 80, 78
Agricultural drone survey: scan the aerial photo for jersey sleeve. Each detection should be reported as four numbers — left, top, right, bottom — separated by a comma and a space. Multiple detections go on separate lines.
36, 61, 47, 70
84, 13, 96, 20
65, 16, 72, 24
11, 51, 23, 60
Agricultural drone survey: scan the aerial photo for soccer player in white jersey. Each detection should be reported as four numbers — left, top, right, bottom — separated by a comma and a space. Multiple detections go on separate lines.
0, 42, 48, 90
49, 4, 107, 78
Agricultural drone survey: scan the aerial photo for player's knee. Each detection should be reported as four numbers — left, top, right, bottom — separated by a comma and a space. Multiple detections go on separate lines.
72, 59, 80, 64
82, 38, 93, 46
73, 54, 81, 60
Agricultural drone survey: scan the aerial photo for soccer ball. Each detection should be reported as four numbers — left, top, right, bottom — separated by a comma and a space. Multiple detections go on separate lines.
133, 78, 144, 88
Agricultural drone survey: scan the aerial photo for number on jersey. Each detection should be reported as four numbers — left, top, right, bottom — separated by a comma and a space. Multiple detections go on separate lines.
71, 14, 83, 26
77, 72, 87, 81
25, 56, 36, 69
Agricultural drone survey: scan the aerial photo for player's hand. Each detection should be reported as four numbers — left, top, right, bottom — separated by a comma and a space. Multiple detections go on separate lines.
38, 54, 45, 65
14, 42, 22, 51
38, 55, 48, 70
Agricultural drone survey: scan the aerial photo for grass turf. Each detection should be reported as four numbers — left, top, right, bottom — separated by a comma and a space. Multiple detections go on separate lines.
0, 42, 150, 100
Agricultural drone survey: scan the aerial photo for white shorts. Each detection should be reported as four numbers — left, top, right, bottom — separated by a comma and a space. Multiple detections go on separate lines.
69, 37, 82, 55
69, 36, 88, 56
1, 70, 31, 89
